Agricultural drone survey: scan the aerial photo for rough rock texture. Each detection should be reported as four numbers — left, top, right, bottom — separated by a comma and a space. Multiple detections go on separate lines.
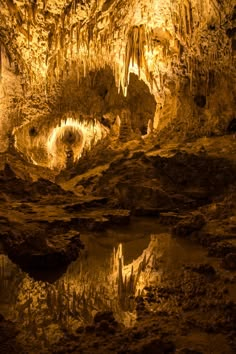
12, 70, 156, 169
222, 253, 236, 270
3, 228, 83, 270
0, 314, 21, 354
0, 136, 236, 353
0, 50, 22, 152
172, 213, 206, 237
65, 137, 236, 214
0, 0, 235, 163
0, 1, 236, 353
0, 161, 132, 278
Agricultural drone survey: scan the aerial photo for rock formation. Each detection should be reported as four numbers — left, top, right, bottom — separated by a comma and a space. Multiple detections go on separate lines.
0, 1, 236, 353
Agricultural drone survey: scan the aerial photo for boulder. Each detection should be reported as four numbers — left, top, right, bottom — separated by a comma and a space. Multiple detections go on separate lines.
3, 229, 84, 270
116, 183, 174, 211
222, 253, 236, 270
172, 213, 206, 237
0, 313, 20, 353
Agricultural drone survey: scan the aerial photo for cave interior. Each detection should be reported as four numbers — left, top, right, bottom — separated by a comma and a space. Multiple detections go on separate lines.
0, 0, 236, 353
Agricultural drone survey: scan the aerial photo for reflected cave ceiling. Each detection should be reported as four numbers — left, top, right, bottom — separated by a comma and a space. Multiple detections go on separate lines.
0, 0, 235, 164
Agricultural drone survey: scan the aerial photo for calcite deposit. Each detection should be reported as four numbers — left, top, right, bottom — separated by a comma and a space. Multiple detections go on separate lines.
0, 1, 236, 353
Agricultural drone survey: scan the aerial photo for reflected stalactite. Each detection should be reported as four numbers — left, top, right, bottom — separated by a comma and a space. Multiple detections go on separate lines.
112, 235, 161, 312
0, 234, 167, 349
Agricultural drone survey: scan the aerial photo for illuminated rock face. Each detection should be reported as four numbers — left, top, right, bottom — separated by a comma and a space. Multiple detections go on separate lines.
0, 0, 235, 152
0, 48, 22, 152
11, 68, 156, 169
14, 115, 109, 169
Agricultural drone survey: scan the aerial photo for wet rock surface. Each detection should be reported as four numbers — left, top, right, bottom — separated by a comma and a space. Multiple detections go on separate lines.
48, 137, 236, 353
222, 253, 236, 270
172, 213, 206, 237
52, 261, 236, 354
0, 163, 131, 273
0, 136, 236, 353
3, 229, 83, 271
0, 314, 21, 354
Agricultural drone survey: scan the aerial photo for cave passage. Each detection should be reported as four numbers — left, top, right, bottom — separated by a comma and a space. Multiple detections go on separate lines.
0, 1, 236, 353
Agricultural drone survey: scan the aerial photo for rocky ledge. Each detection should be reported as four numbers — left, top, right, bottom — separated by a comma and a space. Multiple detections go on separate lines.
0, 313, 21, 354
2, 228, 83, 273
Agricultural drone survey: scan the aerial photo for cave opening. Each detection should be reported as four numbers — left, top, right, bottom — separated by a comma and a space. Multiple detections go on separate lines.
0, 1, 236, 353
12, 66, 156, 172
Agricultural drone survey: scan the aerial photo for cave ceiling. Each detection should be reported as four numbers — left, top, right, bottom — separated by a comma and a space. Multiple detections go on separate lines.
0, 0, 235, 93
0, 0, 235, 162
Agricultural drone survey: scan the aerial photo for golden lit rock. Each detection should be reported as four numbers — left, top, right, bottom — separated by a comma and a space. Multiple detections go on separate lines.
0, 1, 236, 353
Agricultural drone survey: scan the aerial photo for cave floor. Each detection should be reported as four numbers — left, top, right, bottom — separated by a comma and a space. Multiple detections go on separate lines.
0, 135, 236, 353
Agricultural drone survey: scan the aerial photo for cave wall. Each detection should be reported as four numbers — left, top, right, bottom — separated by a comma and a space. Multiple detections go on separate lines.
13, 68, 156, 169
58, 69, 156, 134
0, 0, 235, 147
0, 49, 22, 152
14, 112, 109, 169
155, 70, 236, 142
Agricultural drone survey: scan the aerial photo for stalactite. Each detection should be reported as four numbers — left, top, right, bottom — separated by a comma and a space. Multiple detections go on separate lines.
27, 6, 30, 49
31, 0, 37, 24
61, 12, 65, 31
70, 25, 74, 60
124, 31, 132, 88
87, 23, 94, 54
48, 29, 54, 52
83, 59, 86, 77
43, 0, 47, 11
6, 0, 23, 25
0, 43, 2, 81
60, 30, 65, 50
184, 4, 190, 36
76, 23, 81, 53
123, 25, 148, 93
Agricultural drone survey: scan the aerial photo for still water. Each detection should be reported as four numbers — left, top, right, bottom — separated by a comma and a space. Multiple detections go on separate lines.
0, 219, 208, 352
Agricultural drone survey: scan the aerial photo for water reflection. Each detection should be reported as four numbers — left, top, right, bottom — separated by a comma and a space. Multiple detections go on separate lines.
0, 232, 180, 351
